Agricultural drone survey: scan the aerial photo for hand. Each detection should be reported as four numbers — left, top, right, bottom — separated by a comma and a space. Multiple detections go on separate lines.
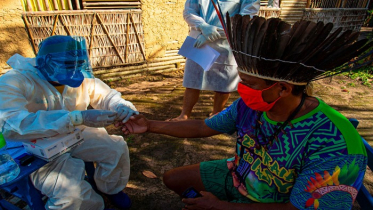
117, 114, 149, 134
182, 191, 221, 210
115, 104, 139, 123
81, 110, 117, 127
194, 35, 210, 48
198, 23, 224, 42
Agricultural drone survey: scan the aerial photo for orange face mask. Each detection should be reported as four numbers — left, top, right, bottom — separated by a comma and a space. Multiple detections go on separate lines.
237, 82, 281, 112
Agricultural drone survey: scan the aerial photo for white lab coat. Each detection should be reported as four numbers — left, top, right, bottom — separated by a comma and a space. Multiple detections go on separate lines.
0, 54, 133, 210
182, 0, 260, 92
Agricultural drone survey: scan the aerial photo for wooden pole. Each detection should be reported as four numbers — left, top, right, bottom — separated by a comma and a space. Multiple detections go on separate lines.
51, 14, 59, 36
89, 13, 96, 58
306, 0, 311, 8
52, 0, 59, 10
125, 13, 130, 63
26, 0, 33, 11
366, 0, 371, 8
22, 15, 38, 55
61, 0, 66, 10
36, 0, 42, 11
96, 14, 125, 63
341, 0, 347, 8
44, 0, 50, 11
75, 0, 81, 10
58, 15, 72, 36
129, 13, 146, 60
22, 9, 142, 15
67, 0, 74, 10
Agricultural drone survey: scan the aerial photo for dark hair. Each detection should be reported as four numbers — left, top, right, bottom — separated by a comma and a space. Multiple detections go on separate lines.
264, 79, 305, 96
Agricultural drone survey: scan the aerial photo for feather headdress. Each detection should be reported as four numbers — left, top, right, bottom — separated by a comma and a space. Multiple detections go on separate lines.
225, 14, 373, 85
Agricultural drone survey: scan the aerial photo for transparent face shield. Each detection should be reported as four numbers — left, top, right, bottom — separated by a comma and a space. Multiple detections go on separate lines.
36, 36, 94, 87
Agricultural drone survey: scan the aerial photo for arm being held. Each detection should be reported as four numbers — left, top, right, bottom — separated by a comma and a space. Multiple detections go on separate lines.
119, 115, 221, 138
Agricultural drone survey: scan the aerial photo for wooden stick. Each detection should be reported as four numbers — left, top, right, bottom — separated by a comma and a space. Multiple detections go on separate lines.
67, 0, 74, 10
129, 13, 145, 60
89, 13, 96, 57
306, 0, 311, 8
58, 15, 72, 35
52, 0, 59, 10
26, 0, 33, 11
125, 13, 130, 63
61, 0, 66, 10
51, 14, 59, 36
22, 15, 38, 55
36, 0, 42, 11
96, 14, 125, 63
83, 2, 141, 6
22, 9, 141, 15
75, 0, 81, 10
44, 0, 50, 11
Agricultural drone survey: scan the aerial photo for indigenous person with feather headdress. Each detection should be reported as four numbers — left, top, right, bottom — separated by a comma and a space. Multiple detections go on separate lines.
168, 0, 260, 121
119, 16, 372, 210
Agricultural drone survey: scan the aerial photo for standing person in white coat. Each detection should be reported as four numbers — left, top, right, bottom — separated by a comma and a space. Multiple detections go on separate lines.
0, 35, 137, 210
169, 0, 260, 121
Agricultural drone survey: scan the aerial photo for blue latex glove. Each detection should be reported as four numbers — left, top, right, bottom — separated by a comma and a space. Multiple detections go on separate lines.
194, 34, 210, 48
70, 110, 117, 127
115, 104, 139, 123
198, 23, 223, 42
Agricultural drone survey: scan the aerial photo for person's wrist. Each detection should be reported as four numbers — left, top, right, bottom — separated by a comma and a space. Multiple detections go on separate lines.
213, 200, 228, 210
69, 110, 83, 125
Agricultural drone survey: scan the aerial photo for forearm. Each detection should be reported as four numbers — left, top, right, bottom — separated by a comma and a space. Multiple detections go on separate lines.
2, 110, 74, 141
183, 0, 206, 29
148, 120, 220, 138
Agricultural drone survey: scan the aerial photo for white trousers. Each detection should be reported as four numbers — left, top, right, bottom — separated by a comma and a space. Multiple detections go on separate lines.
30, 127, 130, 210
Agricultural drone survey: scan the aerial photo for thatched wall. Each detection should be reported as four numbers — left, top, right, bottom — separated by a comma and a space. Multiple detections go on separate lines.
0, 0, 34, 74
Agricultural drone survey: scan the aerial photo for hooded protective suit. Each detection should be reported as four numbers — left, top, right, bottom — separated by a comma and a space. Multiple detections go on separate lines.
182, 0, 260, 92
0, 54, 134, 210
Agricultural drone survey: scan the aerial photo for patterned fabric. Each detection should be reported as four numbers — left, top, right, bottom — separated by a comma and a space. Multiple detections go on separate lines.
200, 159, 253, 203
205, 98, 367, 209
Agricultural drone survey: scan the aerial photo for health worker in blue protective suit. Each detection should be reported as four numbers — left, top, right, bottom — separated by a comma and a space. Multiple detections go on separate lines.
0, 35, 136, 210
169, 0, 260, 121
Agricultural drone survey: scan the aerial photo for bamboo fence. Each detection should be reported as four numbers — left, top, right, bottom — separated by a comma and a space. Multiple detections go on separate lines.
302, 8, 367, 32
22, 0, 141, 11
306, 0, 370, 8
82, 0, 141, 10
258, 8, 281, 19
22, 10, 146, 68
303, 0, 368, 32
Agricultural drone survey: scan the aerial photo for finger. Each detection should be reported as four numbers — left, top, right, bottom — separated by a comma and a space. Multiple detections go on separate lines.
199, 191, 208, 196
217, 28, 224, 31
122, 112, 133, 123
125, 123, 134, 133
195, 42, 200, 48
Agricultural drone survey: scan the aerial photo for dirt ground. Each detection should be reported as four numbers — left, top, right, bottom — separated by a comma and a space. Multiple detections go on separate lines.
103, 70, 373, 210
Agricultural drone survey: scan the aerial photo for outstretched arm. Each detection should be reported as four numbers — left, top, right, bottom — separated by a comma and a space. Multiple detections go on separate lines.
119, 115, 222, 138
182, 192, 298, 210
